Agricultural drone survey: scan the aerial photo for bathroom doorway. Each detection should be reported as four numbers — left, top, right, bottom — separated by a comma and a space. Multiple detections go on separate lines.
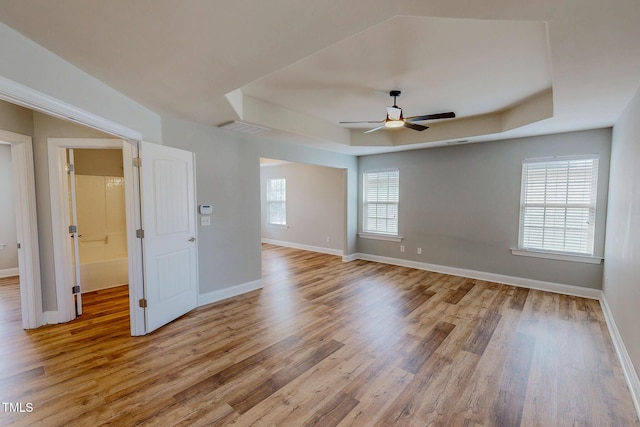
69, 148, 129, 316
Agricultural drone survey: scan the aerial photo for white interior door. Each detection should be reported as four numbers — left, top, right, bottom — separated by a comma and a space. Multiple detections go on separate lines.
140, 141, 198, 333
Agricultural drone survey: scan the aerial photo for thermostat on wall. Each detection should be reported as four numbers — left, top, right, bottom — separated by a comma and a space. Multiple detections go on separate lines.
199, 204, 213, 215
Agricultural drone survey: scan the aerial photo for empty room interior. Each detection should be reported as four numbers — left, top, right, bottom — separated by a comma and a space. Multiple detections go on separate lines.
1, 1, 640, 425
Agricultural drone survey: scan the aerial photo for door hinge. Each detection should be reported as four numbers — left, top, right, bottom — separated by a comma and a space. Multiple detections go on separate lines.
69, 225, 77, 233
66, 163, 74, 173
72, 285, 80, 294
133, 157, 142, 167
139, 298, 148, 308
136, 229, 145, 238
17, 243, 21, 249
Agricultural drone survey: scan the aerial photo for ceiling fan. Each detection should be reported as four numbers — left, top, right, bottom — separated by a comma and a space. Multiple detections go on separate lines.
339, 90, 455, 133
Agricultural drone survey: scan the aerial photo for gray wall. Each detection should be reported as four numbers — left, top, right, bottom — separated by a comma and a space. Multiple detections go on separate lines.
605, 86, 640, 376
160, 116, 263, 293
260, 161, 345, 253
358, 129, 611, 289
0, 144, 17, 271
161, 115, 358, 296
0, 99, 33, 135
31, 112, 113, 310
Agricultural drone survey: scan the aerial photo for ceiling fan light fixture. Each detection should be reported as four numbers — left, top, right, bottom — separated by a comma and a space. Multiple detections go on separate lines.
384, 119, 404, 128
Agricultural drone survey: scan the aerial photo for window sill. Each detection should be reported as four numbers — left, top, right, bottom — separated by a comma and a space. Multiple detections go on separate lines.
510, 248, 603, 264
358, 232, 403, 242
266, 223, 289, 230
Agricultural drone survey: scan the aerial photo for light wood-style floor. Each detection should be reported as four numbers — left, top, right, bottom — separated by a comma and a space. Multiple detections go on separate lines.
1, 244, 638, 426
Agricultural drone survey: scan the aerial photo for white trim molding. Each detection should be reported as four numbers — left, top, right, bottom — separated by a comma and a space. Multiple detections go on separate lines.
600, 296, 640, 419
0, 267, 19, 278
511, 248, 603, 264
358, 232, 403, 242
342, 253, 360, 262
350, 253, 602, 299
198, 280, 263, 307
0, 75, 142, 141
261, 238, 343, 257
1, 129, 43, 329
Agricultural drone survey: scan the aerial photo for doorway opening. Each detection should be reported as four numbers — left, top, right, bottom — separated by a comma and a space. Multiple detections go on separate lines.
259, 157, 348, 257
0, 130, 42, 330
68, 148, 129, 320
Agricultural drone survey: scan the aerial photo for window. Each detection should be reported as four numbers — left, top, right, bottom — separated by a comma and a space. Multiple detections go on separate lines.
266, 177, 286, 225
518, 156, 599, 255
363, 169, 399, 235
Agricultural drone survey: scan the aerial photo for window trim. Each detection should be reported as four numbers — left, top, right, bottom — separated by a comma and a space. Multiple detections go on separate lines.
517, 154, 600, 258
266, 177, 287, 226
362, 168, 400, 237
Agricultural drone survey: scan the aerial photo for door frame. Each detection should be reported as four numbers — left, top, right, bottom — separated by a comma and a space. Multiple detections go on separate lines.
0, 75, 146, 335
48, 138, 146, 336
0, 129, 42, 329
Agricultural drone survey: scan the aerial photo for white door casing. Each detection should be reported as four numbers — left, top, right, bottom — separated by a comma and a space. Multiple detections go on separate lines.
48, 139, 124, 323
0, 130, 43, 329
139, 141, 198, 333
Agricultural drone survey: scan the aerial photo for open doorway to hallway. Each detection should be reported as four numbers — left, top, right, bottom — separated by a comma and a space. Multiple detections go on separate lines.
259, 158, 347, 258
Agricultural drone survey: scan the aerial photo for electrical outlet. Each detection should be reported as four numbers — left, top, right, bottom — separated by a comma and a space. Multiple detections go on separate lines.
400, 245, 405, 253
326, 236, 331, 243
201, 216, 211, 226
417, 247, 422, 255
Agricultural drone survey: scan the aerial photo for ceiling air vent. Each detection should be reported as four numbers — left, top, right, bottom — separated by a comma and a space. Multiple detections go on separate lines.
218, 121, 270, 135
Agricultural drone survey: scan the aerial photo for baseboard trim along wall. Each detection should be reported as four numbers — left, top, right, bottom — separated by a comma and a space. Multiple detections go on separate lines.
261, 238, 343, 257
600, 297, 640, 419
198, 279, 263, 307
0, 267, 19, 278
352, 253, 602, 299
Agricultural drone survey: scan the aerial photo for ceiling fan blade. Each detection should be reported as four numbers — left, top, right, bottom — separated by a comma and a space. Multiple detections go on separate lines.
386, 106, 402, 121
339, 120, 383, 124
404, 122, 429, 131
364, 125, 385, 134
406, 112, 456, 122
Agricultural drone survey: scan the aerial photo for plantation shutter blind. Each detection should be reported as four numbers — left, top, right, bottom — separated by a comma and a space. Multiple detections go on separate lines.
363, 170, 399, 235
519, 156, 599, 255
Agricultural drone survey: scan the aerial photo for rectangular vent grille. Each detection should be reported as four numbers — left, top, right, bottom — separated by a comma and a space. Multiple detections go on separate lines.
219, 121, 270, 135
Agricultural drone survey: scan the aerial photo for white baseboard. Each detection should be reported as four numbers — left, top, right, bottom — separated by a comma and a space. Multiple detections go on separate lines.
261, 238, 343, 257
352, 253, 603, 300
0, 267, 19, 278
198, 279, 263, 307
342, 253, 359, 262
600, 296, 640, 419
43, 311, 59, 325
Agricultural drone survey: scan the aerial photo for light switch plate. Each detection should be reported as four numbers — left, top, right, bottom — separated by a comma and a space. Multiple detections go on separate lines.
201, 216, 211, 226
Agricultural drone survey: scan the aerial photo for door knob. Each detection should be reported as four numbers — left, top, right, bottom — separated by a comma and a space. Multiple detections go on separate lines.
188, 237, 196, 242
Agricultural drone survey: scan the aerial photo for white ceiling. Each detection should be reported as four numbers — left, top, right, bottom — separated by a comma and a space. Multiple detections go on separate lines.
0, 0, 639, 155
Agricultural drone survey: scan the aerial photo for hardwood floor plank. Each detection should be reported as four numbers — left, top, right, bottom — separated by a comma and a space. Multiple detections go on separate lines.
461, 311, 502, 355
0, 245, 638, 426
489, 332, 536, 426
227, 339, 344, 414
304, 391, 360, 427
402, 321, 456, 374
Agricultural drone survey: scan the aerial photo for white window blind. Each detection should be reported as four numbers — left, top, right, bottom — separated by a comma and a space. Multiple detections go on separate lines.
519, 156, 599, 255
363, 170, 399, 235
266, 177, 286, 225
